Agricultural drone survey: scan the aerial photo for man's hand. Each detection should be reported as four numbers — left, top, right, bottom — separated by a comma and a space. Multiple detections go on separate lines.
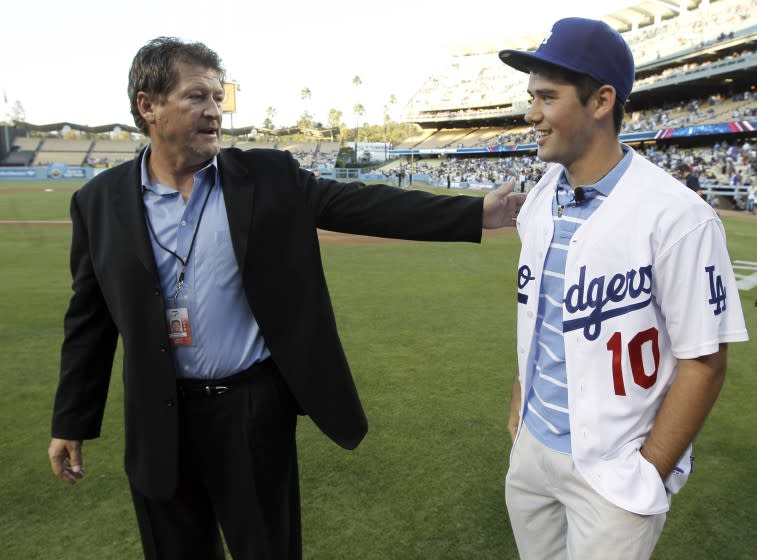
482, 179, 527, 229
48, 438, 85, 484
640, 346, 727, 479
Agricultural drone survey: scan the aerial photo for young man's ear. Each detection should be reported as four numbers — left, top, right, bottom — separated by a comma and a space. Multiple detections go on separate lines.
593, 85, 617, 120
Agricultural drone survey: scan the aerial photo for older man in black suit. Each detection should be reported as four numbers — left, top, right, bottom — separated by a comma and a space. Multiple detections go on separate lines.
48, 37, 523, 559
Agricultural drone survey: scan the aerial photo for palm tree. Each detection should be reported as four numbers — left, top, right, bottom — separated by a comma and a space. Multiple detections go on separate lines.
265, 106, 276, 126
263, 106, 276, 140
383, 94, 397, 158
352, 103, 365, 161
300, 87, 312, 112
351, 76, 363, 160
328, 108, 342, 130
299, 87, 314, 130
10, 100, 26, 123
328, 108, 342, 141
352, 104, 365, 136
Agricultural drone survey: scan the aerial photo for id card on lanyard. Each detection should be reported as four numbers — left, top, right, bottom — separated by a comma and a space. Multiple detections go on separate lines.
166, 298, 193, 346
167, 270, 193, 347
143, 177, 214, 348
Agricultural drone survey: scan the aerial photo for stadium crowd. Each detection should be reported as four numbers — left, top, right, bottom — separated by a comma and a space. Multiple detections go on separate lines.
408, 0, 756, 119
380, 137, 756, 213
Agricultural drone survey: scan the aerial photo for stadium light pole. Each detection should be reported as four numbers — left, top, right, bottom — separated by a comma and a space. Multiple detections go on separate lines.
222, 81, 239, 133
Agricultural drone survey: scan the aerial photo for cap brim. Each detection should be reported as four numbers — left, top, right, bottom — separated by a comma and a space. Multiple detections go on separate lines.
499, 49, 598, 82
498, 50, 540, 74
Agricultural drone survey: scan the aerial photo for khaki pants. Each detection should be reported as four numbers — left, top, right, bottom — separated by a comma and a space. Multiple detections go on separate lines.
505, 424, 667, 560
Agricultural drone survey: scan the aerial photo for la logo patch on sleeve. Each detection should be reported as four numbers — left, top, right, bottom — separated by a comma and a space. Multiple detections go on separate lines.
705, 265, 727, 315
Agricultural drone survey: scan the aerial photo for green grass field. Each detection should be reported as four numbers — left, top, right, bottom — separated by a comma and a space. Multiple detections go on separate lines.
0, 180, 755, 559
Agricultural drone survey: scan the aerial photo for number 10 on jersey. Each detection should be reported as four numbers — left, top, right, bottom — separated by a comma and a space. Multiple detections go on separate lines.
606, 327, 660, 396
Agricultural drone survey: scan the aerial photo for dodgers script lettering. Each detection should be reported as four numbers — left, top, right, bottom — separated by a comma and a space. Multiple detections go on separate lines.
563, 265, 653, 340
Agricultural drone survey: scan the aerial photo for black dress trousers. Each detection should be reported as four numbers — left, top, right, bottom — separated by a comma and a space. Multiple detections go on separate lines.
130, 360, 302, 559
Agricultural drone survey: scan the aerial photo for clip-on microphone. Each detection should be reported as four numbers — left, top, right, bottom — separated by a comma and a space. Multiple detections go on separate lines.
573, 187, 585, 205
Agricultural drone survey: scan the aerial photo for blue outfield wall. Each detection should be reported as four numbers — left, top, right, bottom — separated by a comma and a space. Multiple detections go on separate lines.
1, 164, 387, 184
0, 164, 97, 181
1, 164, 381, 183
388, 119, 757, 157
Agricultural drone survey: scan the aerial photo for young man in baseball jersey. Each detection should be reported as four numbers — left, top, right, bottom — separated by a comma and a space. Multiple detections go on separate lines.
499, 17, 748, 560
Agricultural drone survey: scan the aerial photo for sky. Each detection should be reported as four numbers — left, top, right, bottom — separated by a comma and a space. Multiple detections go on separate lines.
1, 0, 639, 130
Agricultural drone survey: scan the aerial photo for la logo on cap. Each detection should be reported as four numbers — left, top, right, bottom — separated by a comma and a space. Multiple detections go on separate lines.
541, 31, 553, 45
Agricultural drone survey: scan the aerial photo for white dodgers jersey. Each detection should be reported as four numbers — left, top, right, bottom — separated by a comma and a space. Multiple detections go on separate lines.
514, 149, 748, 515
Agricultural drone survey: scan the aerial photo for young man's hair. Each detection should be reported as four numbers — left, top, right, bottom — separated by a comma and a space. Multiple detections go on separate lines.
128, 37, 225, 135
528, 61, 626, 135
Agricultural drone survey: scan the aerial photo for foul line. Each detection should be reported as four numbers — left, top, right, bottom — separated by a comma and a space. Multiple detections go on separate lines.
733, 261, 757, 291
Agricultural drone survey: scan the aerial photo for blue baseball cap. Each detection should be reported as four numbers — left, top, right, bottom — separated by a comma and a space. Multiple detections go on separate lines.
499, 17, 635, 103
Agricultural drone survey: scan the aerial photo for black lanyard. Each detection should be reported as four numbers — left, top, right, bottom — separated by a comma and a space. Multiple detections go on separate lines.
555, 185, 586, 218
555, 185, 568, 218
143, 182, 215, 300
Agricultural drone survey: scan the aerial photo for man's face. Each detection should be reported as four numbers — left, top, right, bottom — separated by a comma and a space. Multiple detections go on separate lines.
524, 72, 596, 172
149, 62, 224, 168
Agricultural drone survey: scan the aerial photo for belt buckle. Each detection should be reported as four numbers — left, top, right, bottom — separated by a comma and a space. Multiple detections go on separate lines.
203, 385, 229, 397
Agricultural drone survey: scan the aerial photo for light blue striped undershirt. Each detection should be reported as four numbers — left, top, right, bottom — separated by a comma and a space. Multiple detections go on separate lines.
523, 146, 632, 453
140, 148, 270, 379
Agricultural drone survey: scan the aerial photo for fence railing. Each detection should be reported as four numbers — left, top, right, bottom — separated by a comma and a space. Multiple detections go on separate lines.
700, 183, 752, 209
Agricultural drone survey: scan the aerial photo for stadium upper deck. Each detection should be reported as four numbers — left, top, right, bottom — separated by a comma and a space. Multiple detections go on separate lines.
407, 0, 756, 126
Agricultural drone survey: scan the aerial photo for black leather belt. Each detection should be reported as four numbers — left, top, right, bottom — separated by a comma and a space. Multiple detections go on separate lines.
176, 358, 273, 399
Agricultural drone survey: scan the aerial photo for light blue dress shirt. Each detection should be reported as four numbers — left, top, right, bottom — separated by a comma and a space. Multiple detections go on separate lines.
523, 146, 633, 453
140, 148, 270, 379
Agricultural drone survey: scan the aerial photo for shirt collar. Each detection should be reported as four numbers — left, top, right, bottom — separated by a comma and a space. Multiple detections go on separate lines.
558, 144, 633, 197
140, 145, 218, 196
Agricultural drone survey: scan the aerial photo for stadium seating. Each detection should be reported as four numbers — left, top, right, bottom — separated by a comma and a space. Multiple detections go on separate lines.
459, 128, 506, 147
407, 0, 756, 124
393, 128, 436, 149
232, 141, 276, 151
623, 90, 756, 132
2, 151, 35, 166
88, 139, 143, 166
11, 137, 41, 151
419, 129, 473, 148
34, 151, 87, 166
1, 136, 40, 166
33, 138, 92, 166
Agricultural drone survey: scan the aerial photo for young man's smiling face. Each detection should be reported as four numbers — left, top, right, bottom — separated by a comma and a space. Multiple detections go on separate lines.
524, 71, 598, 174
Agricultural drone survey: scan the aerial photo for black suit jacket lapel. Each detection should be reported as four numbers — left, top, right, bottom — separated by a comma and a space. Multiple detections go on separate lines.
112, 150, 159, 280
218, 149, 254, 275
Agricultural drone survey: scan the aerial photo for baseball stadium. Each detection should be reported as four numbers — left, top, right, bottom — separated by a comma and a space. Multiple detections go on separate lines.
1, 0, 756, 558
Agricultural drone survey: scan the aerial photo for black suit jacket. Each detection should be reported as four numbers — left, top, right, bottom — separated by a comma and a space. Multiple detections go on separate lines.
52, 148, 484, 499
